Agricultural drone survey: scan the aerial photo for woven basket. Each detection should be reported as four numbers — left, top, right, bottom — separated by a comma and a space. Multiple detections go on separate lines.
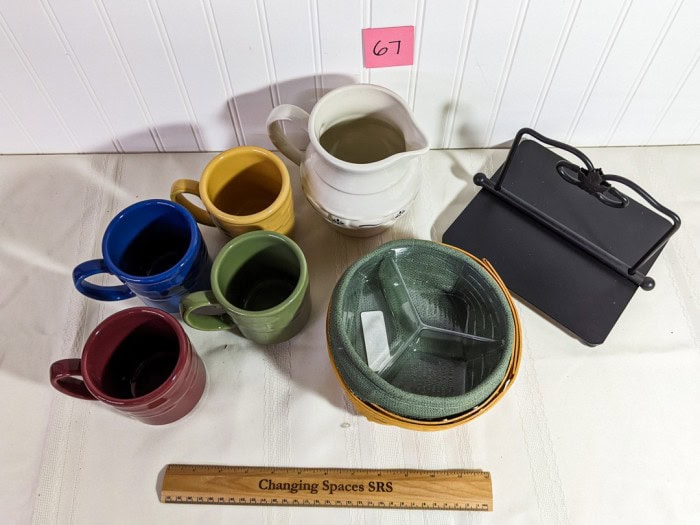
326, 241, 522, 431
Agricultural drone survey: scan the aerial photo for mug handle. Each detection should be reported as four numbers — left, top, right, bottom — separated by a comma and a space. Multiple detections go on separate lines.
266, 104, 310, 166
49, 359, 95, 400
170, 179, 216, 227
73, 259, 135, 301
180, 290, 237, 331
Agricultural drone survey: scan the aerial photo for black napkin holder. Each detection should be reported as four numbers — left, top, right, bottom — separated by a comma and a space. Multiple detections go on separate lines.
443, 128, 680, 345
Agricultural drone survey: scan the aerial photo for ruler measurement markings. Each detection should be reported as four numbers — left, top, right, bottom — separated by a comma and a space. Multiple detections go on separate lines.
160, 464, 492, 511
163, 496, 481, 510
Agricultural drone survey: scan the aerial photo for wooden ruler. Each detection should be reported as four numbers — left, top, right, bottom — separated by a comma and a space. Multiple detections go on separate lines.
160, 464, 492, 511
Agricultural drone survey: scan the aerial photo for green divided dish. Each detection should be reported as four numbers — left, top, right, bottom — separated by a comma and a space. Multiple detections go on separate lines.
328, 239, 515, 420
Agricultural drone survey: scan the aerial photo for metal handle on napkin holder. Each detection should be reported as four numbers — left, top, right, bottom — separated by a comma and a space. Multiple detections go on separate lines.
473, 128, 681, 291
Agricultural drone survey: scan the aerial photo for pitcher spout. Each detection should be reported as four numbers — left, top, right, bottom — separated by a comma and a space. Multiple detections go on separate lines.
398, 122, 429, 158
267, 83, 429, 236
361, 87, 429, 163
306, 84, 429, 168
387, 101, 429, 159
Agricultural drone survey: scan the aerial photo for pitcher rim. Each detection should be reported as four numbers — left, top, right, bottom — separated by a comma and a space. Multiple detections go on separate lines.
307, 83, 429, 171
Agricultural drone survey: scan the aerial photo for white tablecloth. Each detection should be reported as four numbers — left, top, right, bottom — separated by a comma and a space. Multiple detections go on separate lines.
2, 146, 699, 524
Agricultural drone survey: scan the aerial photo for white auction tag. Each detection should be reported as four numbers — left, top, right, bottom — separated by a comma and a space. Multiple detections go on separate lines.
361, 311, 391, 371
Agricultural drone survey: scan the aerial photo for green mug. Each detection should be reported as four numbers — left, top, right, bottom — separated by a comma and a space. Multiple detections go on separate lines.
180, 231, 311, 344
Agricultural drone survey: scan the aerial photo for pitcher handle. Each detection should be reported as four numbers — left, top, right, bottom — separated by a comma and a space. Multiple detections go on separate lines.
266, 104, 310, 166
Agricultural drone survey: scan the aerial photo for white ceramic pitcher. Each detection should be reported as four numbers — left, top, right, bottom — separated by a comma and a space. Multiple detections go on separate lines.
266, 84, 429, 236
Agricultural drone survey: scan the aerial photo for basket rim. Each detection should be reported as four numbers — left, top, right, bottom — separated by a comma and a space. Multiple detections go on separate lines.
326, 246, 523, 430
327, 239, 517, 420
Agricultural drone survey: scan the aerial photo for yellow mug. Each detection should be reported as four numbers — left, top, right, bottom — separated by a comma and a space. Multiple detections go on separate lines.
171, 146, 294, 237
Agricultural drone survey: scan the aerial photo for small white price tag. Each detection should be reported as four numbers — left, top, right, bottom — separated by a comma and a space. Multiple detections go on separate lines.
361, 311, 391, 371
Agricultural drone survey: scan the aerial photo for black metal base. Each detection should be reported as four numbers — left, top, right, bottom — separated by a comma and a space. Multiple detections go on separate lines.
443, 137, 675, 345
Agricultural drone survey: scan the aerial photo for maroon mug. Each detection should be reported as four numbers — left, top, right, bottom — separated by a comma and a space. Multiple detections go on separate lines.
50, 307, 206, 425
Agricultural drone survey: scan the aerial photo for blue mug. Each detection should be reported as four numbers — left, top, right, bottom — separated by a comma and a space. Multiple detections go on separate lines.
73, 199, 211, 313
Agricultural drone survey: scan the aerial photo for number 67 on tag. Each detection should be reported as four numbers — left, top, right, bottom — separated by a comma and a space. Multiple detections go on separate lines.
362, 26, 415, 68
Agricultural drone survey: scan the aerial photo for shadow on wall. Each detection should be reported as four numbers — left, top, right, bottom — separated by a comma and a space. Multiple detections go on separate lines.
430, 150, 483, 241
441, 101, 519, 150
99, 74, 356, 153
442, 101, 476, 149
430, 149, 509, 242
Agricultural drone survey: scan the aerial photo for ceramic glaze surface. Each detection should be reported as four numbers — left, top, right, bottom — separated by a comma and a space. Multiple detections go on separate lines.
49, 307, 206, 425
72, 199, 211, 313
180, 231, 311, 344
171, 146, 294, 237
267, 84, 429, 236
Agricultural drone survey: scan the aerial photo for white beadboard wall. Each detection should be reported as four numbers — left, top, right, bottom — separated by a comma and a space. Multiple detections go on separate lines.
1, 0, 699, 154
